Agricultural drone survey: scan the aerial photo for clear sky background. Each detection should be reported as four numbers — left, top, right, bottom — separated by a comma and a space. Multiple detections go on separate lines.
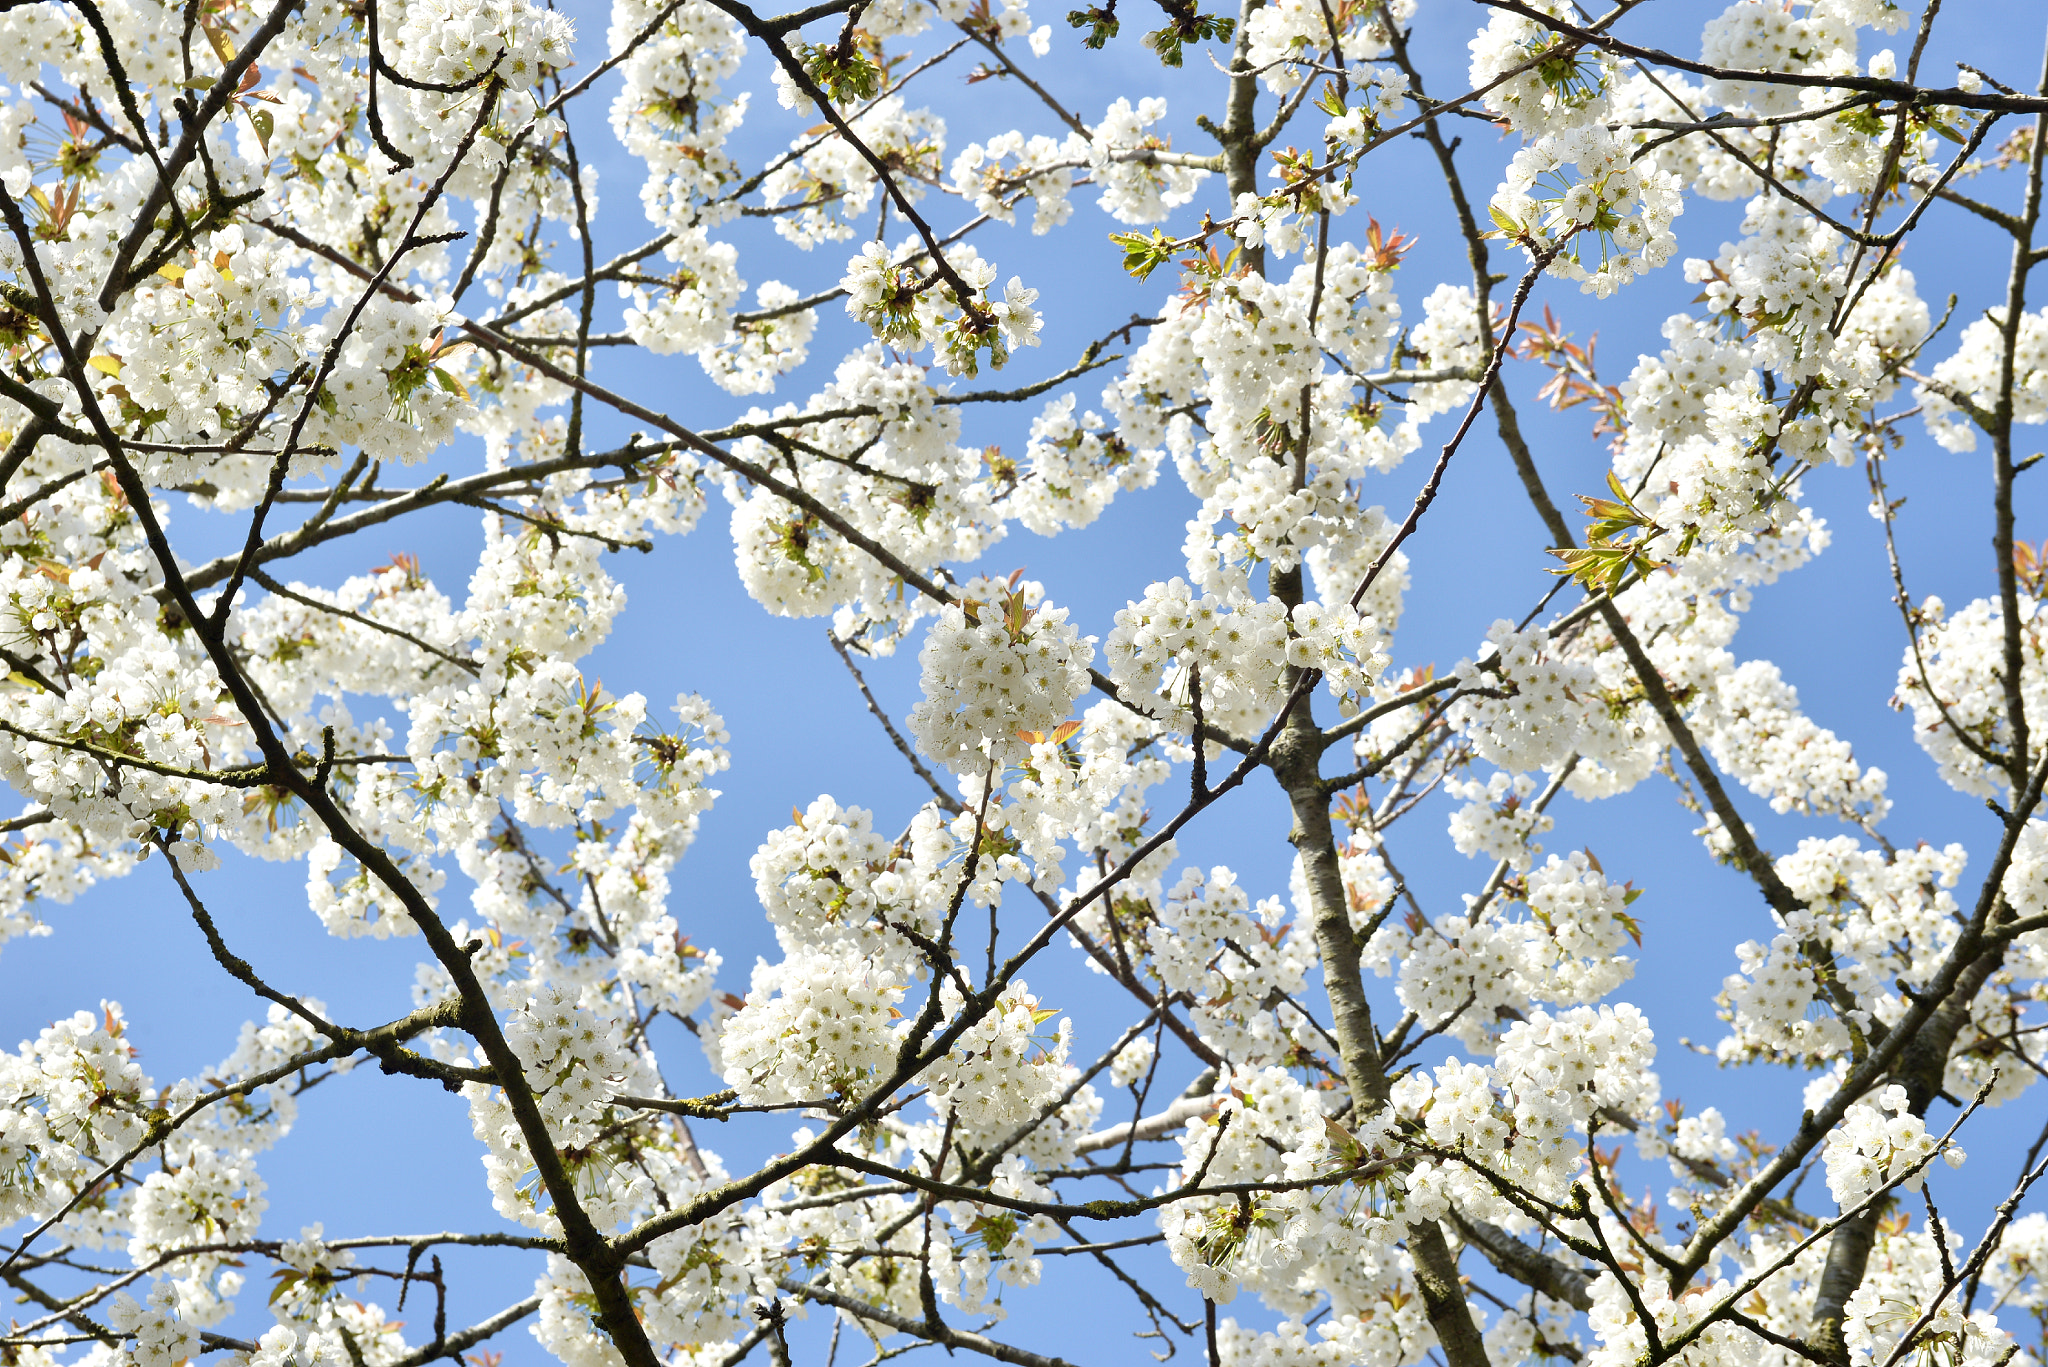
7, 1, 2048, 1362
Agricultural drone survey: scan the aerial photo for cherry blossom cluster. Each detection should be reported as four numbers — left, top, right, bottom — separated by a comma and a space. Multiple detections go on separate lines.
1821, 1083, 1964, 1209
905, 587, 1092, 776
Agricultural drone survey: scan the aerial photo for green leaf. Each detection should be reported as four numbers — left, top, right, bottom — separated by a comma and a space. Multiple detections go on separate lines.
1108, 228, 1175, 281
1139, 11, 1232, 68
197, 13, 237, 66
1065, 5, 1119, 48
1323, 1114, 1365, 1166
798, 44, 883, 105
1549, 543, 1651, 595
966, 1211, 1019, 1255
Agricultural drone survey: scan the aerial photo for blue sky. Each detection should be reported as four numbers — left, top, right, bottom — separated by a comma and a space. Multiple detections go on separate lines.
8, 1, 2048, 1362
